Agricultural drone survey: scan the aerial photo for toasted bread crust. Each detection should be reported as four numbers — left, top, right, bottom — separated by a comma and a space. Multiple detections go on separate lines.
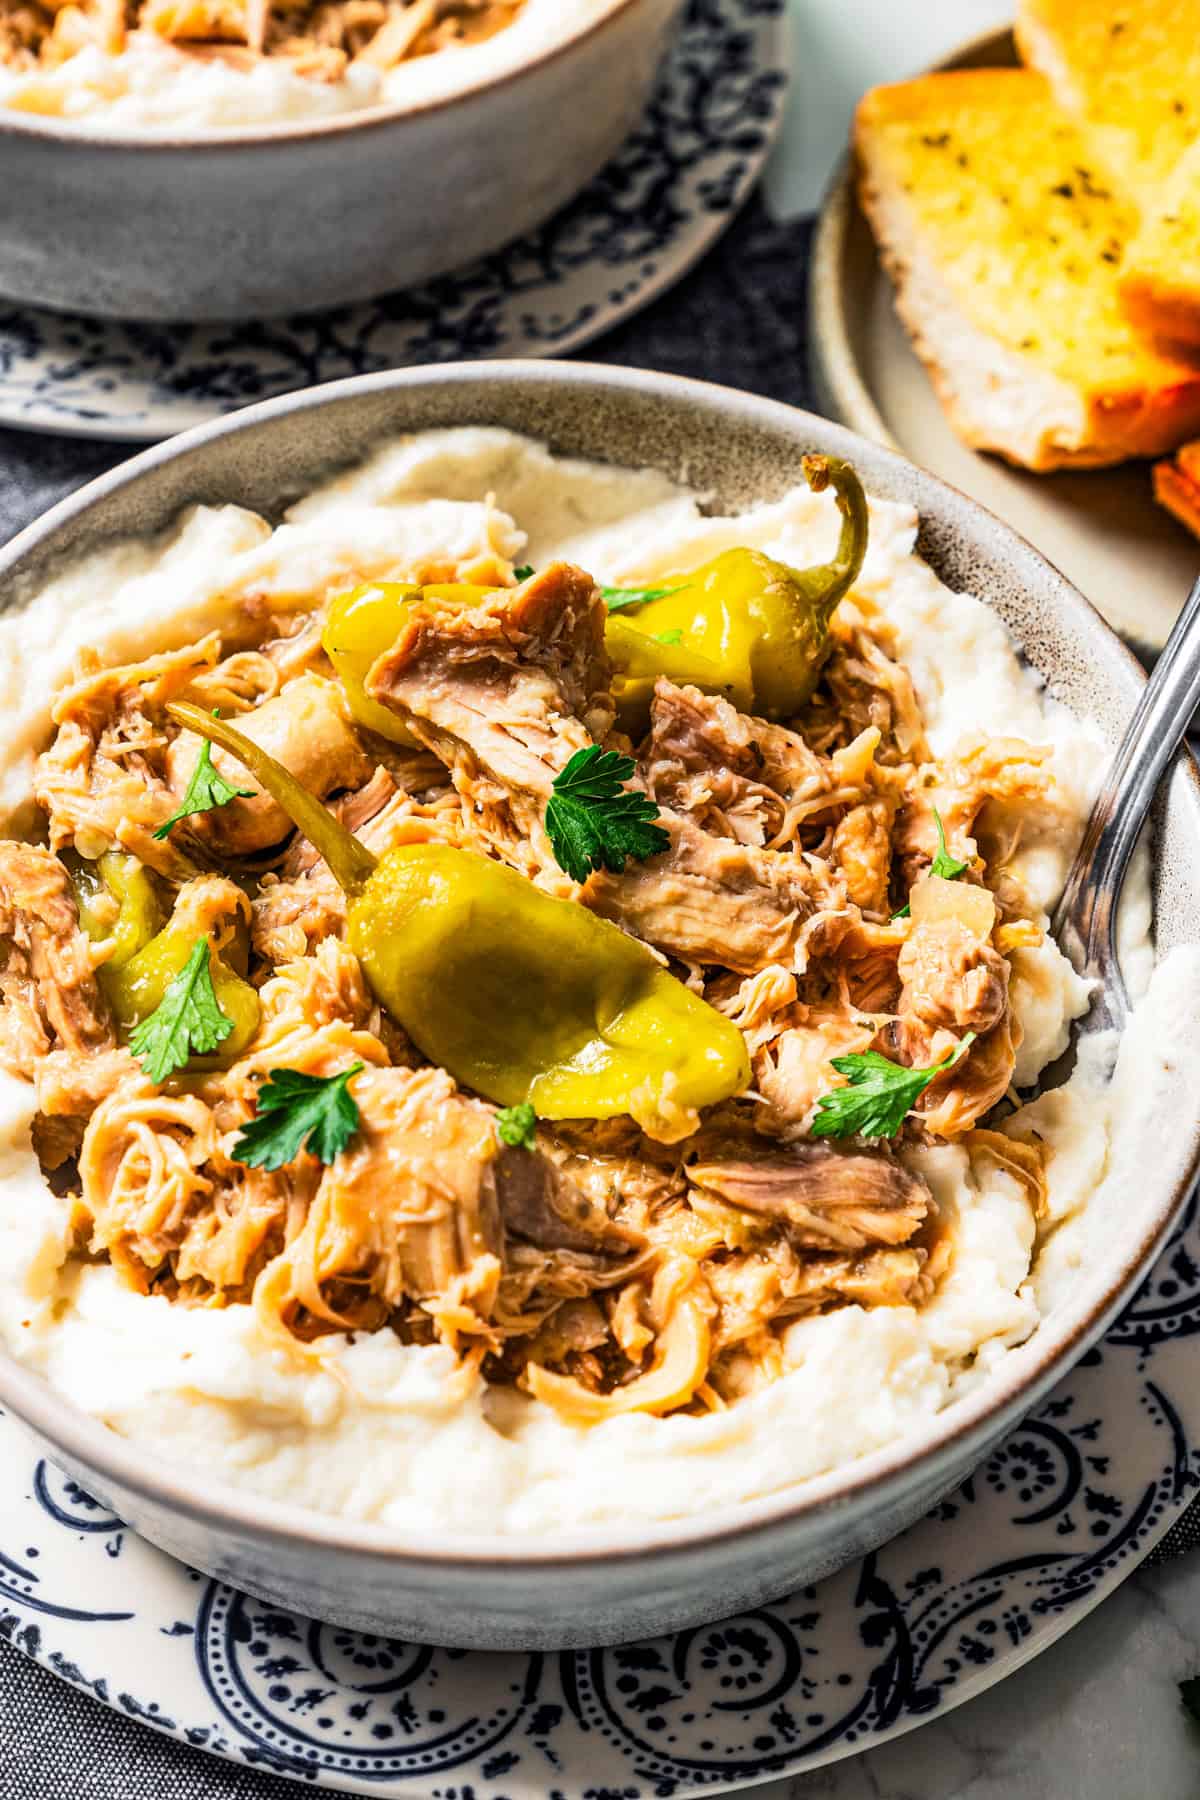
1122, 269, 1200, 349
1154, 450, 1200, 539
1120, 136, 1200, 346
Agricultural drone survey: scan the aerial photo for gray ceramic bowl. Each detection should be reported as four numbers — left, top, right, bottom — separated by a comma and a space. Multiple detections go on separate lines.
0, 0, 683, 321
0, 362, 1198, 1651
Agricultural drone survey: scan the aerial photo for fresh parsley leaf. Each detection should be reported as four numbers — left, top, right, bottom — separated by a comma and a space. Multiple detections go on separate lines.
232, 1063, 364, 1172
1180, 1677, 1200, 1724
495, 1102, 538, 1150
513, 565, 534, 582
892, 808, 970, 919
545, 746, 670, 883
655, 628, 684, 645
128, 937, 234, 1083
601, 582, 684, 613
930, 808, 970, 881
153, 715, 254, 840
811, 1032, 977, 1141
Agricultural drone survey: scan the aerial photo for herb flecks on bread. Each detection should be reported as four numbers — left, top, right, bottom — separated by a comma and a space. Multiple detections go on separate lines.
854, 68, 1200, 472
1016, 0, 1200, 197
1018, 0, 1200, 348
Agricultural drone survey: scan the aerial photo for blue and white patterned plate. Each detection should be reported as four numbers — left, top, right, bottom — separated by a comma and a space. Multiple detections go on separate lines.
2, 1184, 1197, 1794
0, 0, 787, 444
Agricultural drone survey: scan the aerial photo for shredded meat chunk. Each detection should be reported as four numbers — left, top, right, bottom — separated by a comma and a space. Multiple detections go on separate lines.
35, 637, 220, 877
629, 681, 904, 959
80, 1074, 301, 1297
831, 796, 896, 914
643, 680, 838, 847
368, 563, 612, 883
897, 916, 1009, 1035
587, 812, 843, 973
167, 671, 373, 856
687, 1147, 930, 1252
251, 1063, 506, 1341
800, 604, 929, 765
32, 1045, 139, 1171
0, 843, 114, 1079
492, 1146, 643, 1257
880, 877, 1018, 1134
703, 1242, 933, 1364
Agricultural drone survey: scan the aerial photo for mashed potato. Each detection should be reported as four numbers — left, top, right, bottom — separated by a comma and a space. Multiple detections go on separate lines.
0, 427, 1188, 1535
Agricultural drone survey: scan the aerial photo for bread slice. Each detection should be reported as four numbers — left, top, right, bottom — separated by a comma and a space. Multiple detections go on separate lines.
1154, 438, 1200, 537
1120, 140, 1200, 345
1015, 0, 1200, 194
1017, 0, 1200, 346
854, 69, 1200, 470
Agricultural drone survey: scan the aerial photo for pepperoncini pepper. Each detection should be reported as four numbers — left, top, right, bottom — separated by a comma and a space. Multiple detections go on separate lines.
109, 925, 261, 1057
606, 454, 869, 733
322, 580, 502, 747
605, 617, 733, 737
352, 844, 746, 1136
70, 846, 259, 1061
102, 889, 260, 1057
69, 850, 164, 976
167, 703, 750, 1141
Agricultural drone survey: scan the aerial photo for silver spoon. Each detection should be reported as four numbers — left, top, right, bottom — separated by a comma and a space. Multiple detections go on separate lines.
1052, 570, 1200, 1039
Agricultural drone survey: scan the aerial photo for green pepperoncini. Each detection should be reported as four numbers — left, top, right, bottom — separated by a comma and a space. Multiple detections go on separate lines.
605, 454, 869, 733
166, 703, 749, 1141
322, 580, 500, 747
69, 847, 260, 1065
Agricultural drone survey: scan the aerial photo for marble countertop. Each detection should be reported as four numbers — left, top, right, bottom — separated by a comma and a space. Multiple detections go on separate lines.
718, 1549, 1200, 1798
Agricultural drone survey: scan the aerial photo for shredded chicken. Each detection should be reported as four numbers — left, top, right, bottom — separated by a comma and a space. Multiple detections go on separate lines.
369, 563, 613, 887
0, 842, 114, 1078
166, 672, 373, 857
2, 519, 1059, 1423
687, 1147, 930, 1252
587, 811, 842, 973
33, 1045, 139, 1171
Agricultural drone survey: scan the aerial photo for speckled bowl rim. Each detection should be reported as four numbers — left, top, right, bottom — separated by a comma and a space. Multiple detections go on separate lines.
0, 0, 641, 150
0, 359, 1196, 1574
808, 26, 1016, 447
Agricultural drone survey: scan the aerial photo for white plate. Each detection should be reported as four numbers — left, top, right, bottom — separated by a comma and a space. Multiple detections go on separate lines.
3, 1185, 1198, 1795
808, 28, 1200, 661
0, 0, 787, 444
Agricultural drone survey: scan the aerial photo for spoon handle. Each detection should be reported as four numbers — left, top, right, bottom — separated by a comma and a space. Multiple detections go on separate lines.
1053, 570, 1200, 1013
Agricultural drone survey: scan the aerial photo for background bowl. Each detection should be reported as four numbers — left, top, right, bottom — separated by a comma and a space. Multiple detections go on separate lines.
0, 0, 684, 321
0, 360, 1198, 1650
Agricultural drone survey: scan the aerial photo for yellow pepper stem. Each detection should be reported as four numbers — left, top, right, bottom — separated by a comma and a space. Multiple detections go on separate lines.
166, 701, 378, 897
801, 453, 869, 616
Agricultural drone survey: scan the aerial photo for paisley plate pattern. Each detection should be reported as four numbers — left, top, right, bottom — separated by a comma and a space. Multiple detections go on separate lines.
0, 0, 788, 444
1, 1185, 1197, 1794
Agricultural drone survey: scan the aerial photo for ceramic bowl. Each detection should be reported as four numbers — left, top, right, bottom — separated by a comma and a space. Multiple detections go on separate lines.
0, 361, 1198, 1650
0, 0, 684, 321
